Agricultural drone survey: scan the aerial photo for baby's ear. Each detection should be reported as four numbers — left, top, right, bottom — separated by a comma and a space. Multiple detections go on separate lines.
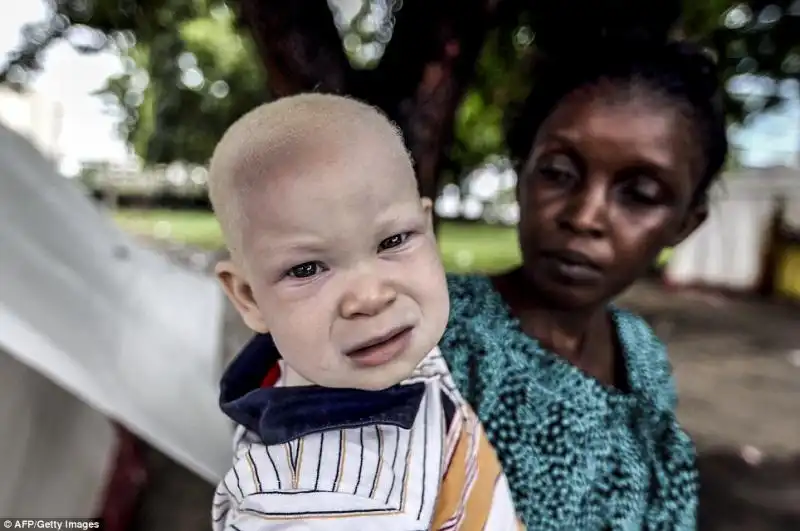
215, 259, 268, 333
420, 197, 434, 233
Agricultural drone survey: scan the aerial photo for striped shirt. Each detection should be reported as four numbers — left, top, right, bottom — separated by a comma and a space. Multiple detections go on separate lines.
212, 346, 523, 530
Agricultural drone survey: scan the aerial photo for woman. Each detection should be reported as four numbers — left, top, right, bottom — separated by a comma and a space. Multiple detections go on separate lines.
440, 38, 728, 529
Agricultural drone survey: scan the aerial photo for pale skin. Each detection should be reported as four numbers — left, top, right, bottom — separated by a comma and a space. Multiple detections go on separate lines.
214, 120, 450, 391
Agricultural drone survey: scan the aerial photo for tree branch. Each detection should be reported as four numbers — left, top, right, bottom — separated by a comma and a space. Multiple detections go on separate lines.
234, 0, 352, 96
355, 0, 502, 199
0, 17, 68, 85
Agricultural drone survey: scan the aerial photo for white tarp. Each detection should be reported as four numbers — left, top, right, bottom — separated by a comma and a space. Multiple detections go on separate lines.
0, 349, 116, 516
665, 168, 800, 290
0, 123, 231, 484
665, 195, 773, 290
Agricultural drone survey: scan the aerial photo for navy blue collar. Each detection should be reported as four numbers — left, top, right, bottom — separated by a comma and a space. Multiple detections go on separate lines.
219, 333, 426, 446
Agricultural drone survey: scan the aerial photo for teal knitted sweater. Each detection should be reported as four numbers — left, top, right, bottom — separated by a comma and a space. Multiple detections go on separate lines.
439, 275, 698, 530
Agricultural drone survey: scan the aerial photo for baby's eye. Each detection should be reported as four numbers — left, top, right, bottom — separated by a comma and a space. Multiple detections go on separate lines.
378, 232, 411, 251
286, 262, 323, 279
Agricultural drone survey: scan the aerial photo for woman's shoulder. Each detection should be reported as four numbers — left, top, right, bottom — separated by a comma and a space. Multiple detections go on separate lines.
611, 306, 661, 345
444, 273, 509, 330
440, 274, 513, 392
446, 273, 493, 303
611, 306, 678, 412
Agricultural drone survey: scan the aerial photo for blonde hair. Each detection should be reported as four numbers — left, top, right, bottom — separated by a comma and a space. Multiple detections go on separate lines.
207, 93, 404, 260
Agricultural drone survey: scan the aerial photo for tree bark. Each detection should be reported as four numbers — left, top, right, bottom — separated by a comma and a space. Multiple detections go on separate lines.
236, 0, 352, 96
367, 0, 496, 200
235, 0, 499, 201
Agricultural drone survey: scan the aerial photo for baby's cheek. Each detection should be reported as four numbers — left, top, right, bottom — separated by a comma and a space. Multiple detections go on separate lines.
409, 249, 450, 336
418, 244, 448, 291
266, 299, 311, 338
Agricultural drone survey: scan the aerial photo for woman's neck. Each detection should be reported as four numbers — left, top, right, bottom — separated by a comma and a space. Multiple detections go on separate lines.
494, 268, 608, 364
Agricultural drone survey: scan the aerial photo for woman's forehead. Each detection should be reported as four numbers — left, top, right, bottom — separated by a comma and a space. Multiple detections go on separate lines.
542, 88, 696, 160
552, 103, 679, 155
532, 92, 703, 198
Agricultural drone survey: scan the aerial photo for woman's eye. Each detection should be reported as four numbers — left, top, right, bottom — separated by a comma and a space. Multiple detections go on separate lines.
286, 262, 323, 279
621, 177, 665, 205
378, 232, 411, 251
538, 166, 578, 186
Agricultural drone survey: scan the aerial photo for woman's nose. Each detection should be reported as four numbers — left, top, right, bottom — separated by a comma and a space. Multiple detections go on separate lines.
558, 182, 607, 238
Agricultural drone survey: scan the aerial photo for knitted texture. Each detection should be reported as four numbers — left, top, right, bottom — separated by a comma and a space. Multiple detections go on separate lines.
440, 275, 698, 530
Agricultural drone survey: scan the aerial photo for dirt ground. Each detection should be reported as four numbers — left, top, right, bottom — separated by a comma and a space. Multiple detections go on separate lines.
617, 284, 800, 530
129, 248, 800, 530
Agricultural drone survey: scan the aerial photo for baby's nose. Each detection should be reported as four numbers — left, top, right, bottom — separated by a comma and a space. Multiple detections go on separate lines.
339, 280, 397, 318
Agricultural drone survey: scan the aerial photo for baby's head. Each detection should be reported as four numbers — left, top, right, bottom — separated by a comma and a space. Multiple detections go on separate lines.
209, 94, 449, 391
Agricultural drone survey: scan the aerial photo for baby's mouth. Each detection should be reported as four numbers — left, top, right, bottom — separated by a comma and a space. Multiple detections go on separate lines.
345, 326, 414, 367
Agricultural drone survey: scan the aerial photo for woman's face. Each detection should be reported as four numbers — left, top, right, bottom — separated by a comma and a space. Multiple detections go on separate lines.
517, 81, 707, 310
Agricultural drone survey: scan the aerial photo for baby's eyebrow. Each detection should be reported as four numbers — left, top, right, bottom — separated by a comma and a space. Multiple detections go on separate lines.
247, 233, 328, 261
271, 239, 328, 255
373, 205, 422, 228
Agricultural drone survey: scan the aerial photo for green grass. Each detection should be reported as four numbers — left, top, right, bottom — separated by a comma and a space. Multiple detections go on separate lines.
114, 209, 226, 251
113, 209, 521, 273
438, 221, 520, 273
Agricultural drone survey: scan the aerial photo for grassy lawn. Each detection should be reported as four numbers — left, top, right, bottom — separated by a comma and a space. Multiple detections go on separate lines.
438, 221, 520, 273
114, 209, 225, 251
113, 208, 521, 274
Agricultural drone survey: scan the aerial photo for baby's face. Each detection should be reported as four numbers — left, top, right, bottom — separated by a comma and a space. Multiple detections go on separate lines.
233, 132, 449, 390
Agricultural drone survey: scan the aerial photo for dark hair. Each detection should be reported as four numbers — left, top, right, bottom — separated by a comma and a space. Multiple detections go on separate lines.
507, 40, 729, 203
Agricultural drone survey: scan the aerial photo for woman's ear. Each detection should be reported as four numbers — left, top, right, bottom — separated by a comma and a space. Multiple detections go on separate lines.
215, 259, 269, 333
669, 203, 708, 248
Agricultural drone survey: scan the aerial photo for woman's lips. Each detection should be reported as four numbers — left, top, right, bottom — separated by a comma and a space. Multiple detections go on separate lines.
539, 249, 604, 284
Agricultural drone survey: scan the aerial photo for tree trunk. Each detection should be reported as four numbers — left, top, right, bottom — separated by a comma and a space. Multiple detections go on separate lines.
235, 0, 498, 202
236, 0, 351, 96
